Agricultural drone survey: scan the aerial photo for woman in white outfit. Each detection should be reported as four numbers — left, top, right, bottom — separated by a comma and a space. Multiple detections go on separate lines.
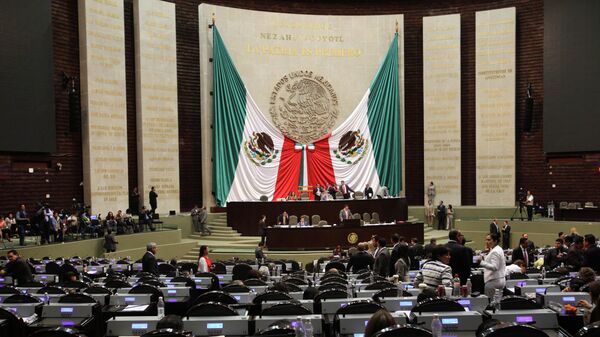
479, 233, 506, 298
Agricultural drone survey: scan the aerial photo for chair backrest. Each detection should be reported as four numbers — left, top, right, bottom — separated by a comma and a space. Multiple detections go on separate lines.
335, 191, 343, 198
314, 289, 348, 301
260, 195, 269, 202
128, 284, 163, 302
374, 325, 432, 337
141, 328, 193, 337
0, 286, 20, 295
284, 277, 307, 286
318, 220, 328, 226
508, 272, 529, 280
352, 213, 361, 220
281, 282, 302, 292
324, 261, 346, 273
58, 293, 97, 303
568, 202, 577, 209
320, 277, 347, 286
301, 215, 310, 224
4, 294, 42, 303
232, 263, 253, 281
244, 278, 267, 286
210, 262, 227, 274
29, 327, 87, 337
157, 263, 176, 275
37, 286, 67, 295
411, 297, 465, 313
194, 291, 238, 306
289, 216, 298, 226
300, 192, 309, 201
261, 302, 312, 316
317, 283, 346, 292
185, 302, 238, 317
362, 213, 371, 222
576, 322, 600, 337
335, 300, 383, 316
481, 322, 550, 337
252, 291, 292, 304
104, 279, 131, 289
364, 281, 396, 290
311, 215, 321, 225
0, 306, 28, 337
373, 288, 411, 301
255, 321, 295, 337
559, 201, 568, 209
222, 284, 251, 293
371, 212, 380, 221
498, 295, 542, 310
84, 285, 112, 295
354, 191, 364, 200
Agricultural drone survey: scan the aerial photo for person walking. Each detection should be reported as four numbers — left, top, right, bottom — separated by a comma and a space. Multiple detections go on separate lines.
479, 233, 506, 297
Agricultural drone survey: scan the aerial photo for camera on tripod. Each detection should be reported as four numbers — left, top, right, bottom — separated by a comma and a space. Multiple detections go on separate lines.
511, 187, 526, 221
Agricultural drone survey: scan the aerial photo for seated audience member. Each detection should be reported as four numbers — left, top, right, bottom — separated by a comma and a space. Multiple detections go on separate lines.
156, 314, 184, 331
332, 245, 344, 257
566, 235, 585, 270
584, 234, 600, 273
364, 184, 374, 199
505, 259, 526, 275
413, 245, 452, 288
0, 249, 33, 285
545, 238, 567, 269
258, 265, 270, 280
198, 245, 211, 273
325, 267, 339, 275
286, 191, 298, 201
105, 211, 117, 233
346, 242, 374, 272
364, 310, 396, 337
522, 233, 535, 250
578, 281, 600, 325
512, 237, 533, 267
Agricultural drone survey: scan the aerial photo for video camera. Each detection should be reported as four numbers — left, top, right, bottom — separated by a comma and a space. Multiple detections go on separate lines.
517, 188, 526, 206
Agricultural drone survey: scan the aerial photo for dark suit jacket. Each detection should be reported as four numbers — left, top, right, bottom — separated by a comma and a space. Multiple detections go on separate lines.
512, 246, 532, 266
445, 240, 473, 284
545, 247, 567, 268
584, 246, 600, 273
364, 187, 374, 199
373, 247, 390, 277
566, 247, 584, 270
346, 251, 374, 273
489, 222, 500, 235
276, 214, 288, 226
408, 244, 425, 270
142, 251, 158, 275
389, 244, 402, 276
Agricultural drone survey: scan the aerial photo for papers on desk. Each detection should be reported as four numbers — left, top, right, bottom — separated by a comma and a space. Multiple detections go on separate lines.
121, 305, 149, 312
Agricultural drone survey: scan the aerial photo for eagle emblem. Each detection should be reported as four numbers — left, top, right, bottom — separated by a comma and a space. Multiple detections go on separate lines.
244, 132, 279, 166
333, 130, 369, 165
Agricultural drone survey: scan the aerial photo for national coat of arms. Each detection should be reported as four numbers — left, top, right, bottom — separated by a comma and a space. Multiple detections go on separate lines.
333, 130, 369, 165
244, 132, 279, 166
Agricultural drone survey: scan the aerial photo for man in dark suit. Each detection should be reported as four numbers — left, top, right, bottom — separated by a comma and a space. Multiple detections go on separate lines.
313, 184, 323, 201
0, 249, 33, 285
346, 242, 374, 272
373, 237, 390, 277
512, 237, 532, 267
583, 234, 600, 273
149, 186, 158, 215
437, 201, 446, 230
408, 237, 424, 270
389, 234, 402, 276
276, 211, 289, 226
545, 238, 567, 269
142, 242, 158, 275
364, 184, 374, 199
327, 183, 337, 200
445, 230, 473, 284
339, 181, 354, 199
489, 219, 500, 236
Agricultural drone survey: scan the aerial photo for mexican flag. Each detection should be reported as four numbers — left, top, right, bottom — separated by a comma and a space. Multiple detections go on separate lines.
212, 26, 401, 206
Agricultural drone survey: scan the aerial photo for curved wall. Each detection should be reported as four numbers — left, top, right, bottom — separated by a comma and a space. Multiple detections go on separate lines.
0, 0, 597, 213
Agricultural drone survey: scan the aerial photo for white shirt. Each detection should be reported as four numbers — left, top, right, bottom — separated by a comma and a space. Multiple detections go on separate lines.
505, 264, 522, 275
480, 245, 506, 282
198, 256, 209, 272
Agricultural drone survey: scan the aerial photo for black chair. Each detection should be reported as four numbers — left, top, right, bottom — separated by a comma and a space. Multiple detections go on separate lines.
170, 276, 196, 288
0, 306, 28, 337
545, 271, 566, 279
58, 263, 79, 282
245, 278, 268, 286
411, 297, 465, 313
185, 302, 238, 317
320, 277, 347, 285
284, 277, 307, 286
83, 285, 112, 295
232, 263, 253, 281
222, 284, 251, 293
576, 322, 600, 337
496, 296, 542, 310
333, 300, 384, 335
195, 272, 220, 290
253, 291, 293, 305
37, 286, 67, 295
177, 262, 198, 274
281, 282, 302, 292
3, 293, 42, 303
313, 289, 348, 314
21, 281, 46, 287
59, 280, 89, 290
29, 327, 88, 337
373, 287, 412, 301
508, 272, 529, 280
374, 324, 433, 337
141, 279, 167, 288
317, 282, 346, 292
0, 286, 19, 295
325, 261, 346, 273
141, 328, 193, 337
255, 320, 295, 337
356, 272, 372, 280
193, 291, 238, 306
211, 262, 227, 274
44, 262, 61, 275
261, 302, 312, 316
321, 271, 347, 280
129, 284, 163, 303
365, 281, 396, 290
104, 279, 131, 289
158, 263, 176, 275
58, 293, 97, 303
480, 322, 550, 337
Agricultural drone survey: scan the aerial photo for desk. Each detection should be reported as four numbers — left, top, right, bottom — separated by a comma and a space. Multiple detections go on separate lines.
265, 223, 423, 250
554, 208, 600, 221
227, 197, 407, 236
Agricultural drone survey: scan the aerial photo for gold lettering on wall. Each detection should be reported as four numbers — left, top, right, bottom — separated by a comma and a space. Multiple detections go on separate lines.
423, 14, 461, 205
475, 7, 516, 206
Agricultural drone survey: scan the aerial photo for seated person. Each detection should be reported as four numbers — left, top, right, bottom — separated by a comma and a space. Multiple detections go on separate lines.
413, 245, 452, 288
156, 314, 184, 330
578, 281, 600, 325
505, 259, 526, 275
364, 310, 395, 337
139, 206, 153, 232
277, 211, 289, 226
297, 216, 309, 227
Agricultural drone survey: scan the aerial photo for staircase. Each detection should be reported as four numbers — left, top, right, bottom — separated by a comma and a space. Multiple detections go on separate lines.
182, 213, 260, 260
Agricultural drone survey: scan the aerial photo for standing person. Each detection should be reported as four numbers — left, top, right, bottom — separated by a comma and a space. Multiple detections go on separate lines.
149, 186, 158, 215
373, 237, 390, 277
191, 205, 201, 233
5, 212, 16, 240
346, 242, 374, 272
142, 242, 158, 275
425, 200, 435, 226
130, 187, 140, 215
0, 216, 9, 242
104, 229, 118, 253
501, 221, 511, 249
364, 184, 374, 199
445, 230, 473, 285
258, 215, 267, 245
437, 201, 446, 230
313, 184, 323, 201
389, 234, 402, 276
526, 190, 534, 221
198, 245, 212, 273
512, 237, 532, 267
489, 219, 500, 236
0, 250, 33, 285
408, 238, 424, 270
446, 204, 454, 230
394, 244, 411, 282
339, 205, 352, 223
479, 233, 506, 298
427, 181, 436, 204
199, 206, 210, 236
255, 242, 267, 261
339, 180, 354, 199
